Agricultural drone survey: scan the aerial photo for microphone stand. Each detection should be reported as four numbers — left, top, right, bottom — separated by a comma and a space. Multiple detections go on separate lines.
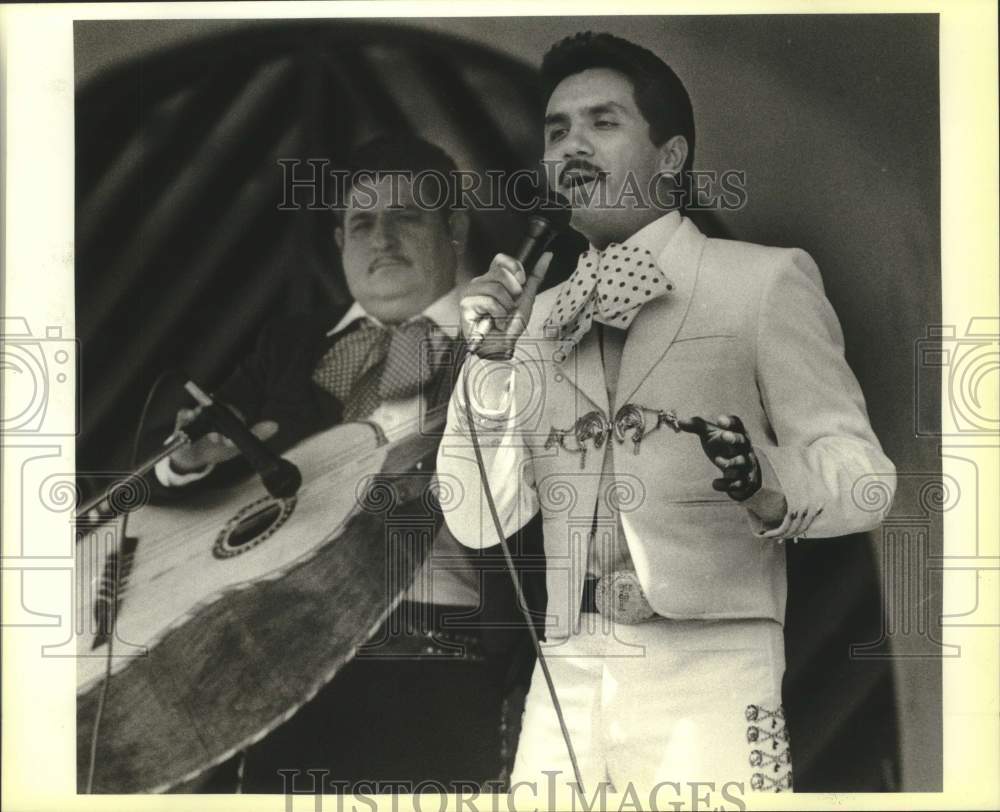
73, 420, 208, 523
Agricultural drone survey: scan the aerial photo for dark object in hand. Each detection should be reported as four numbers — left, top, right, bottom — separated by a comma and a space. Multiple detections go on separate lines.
677, 414, 762, 501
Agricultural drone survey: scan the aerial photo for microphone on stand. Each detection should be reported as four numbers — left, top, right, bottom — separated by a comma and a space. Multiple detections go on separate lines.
183, 380, 302, 499
467, 193, 572, 348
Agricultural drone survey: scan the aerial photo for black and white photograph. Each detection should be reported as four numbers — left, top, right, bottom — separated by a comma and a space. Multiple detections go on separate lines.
1, 3, 997, 811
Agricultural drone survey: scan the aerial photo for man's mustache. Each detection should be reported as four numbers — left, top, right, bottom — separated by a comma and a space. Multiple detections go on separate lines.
558, 160, 606, 186
368, 254, 411, 272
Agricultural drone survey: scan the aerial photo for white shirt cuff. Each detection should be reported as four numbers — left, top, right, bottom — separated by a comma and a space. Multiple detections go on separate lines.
154, 456, 215, 487
743, 451, 790, 537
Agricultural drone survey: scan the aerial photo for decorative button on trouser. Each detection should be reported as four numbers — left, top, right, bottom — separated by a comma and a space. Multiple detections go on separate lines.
511, 617, 791, 798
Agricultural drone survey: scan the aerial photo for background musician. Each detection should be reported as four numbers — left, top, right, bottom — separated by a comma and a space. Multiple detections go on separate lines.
147, 134, 527, 792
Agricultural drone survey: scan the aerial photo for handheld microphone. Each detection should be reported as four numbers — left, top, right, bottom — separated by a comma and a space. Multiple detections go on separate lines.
468, 194, 572, 347
183, 380, 302, 499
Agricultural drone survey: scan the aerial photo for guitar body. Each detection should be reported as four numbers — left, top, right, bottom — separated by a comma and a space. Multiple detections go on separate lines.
77, 423, 443, 793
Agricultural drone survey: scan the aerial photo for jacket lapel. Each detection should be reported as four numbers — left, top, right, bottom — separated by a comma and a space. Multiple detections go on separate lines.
617, 217, 707, 404
553, 322, 609, 415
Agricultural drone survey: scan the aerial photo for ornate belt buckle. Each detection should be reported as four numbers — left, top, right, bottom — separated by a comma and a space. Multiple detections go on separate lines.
593, 571, 656, 624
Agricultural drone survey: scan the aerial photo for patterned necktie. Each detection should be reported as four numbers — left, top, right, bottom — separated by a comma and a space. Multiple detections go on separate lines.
379, 317, 439, 401
543, 243, 672, 357
312, 316, 441, 421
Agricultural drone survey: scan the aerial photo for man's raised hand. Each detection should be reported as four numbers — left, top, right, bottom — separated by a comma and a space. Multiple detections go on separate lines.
460, 251, 552, 359
168, 405, 279, 474
677, 414, 762, 502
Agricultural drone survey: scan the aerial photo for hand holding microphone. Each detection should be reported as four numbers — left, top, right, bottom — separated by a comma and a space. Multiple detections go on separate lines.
462, 193, 571, 359
460, 252, 554, 359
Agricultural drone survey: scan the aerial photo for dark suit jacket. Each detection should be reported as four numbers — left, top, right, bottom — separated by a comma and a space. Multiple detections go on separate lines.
210, 309, 348, 451
144, 308, 457, 499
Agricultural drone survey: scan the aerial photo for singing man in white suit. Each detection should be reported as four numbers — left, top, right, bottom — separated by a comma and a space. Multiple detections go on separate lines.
436, 32, 896, 795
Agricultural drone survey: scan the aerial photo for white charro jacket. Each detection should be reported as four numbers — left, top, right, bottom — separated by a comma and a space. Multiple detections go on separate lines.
436, 214, 896, 638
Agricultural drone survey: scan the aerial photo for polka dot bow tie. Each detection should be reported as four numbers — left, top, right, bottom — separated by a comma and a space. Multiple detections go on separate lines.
543, 243, 673, 356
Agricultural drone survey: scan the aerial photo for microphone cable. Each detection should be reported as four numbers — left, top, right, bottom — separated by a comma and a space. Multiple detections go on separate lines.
459, 359, 584, 791
84, 367, 189, 792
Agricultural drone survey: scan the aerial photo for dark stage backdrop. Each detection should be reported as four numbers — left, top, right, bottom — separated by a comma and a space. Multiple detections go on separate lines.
75, 16, 941, 792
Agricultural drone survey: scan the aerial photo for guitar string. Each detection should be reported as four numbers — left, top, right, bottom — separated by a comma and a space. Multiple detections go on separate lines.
80, 381, 453, 780
78, 405, 457, 674
79, 403, 454, 601
130, 407, 445, 560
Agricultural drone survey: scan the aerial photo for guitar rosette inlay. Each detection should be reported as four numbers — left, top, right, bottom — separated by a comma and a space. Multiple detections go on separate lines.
213, 495, 297, 559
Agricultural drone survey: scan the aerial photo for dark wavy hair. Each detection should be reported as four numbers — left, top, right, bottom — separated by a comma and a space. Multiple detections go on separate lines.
341, 134, 459, 221
541, 32, 695, 175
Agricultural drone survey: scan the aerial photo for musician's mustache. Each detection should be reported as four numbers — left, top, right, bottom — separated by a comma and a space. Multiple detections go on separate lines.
558, 161, 607, 188
368, 254, 412, 272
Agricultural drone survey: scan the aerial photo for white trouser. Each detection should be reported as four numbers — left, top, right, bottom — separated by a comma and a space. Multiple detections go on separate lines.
511, 616, 791, 802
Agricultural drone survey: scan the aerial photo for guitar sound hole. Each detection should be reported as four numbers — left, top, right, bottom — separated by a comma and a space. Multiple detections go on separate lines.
214, 495, 296, 559
231, 503, 283, 547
